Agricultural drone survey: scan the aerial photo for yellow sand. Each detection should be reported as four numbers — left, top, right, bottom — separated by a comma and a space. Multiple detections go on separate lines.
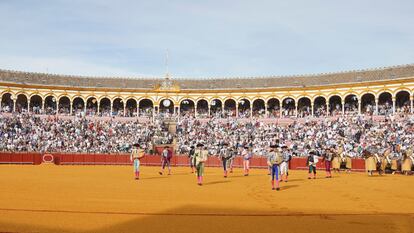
0, 165, 413, 233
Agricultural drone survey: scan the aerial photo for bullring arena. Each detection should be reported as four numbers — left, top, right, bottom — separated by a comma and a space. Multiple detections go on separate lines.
1, 65, 414, 233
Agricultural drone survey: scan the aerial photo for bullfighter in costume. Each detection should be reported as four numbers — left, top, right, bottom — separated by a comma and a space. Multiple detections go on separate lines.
130, 143, 145, 180
159, 146, 172, 175
194, 143, 208, 185
280, 146, 291, 182
307, 149, 319, 179
242, 147, 253, 176
267, 145, 283, 190
220, 143, 232, 178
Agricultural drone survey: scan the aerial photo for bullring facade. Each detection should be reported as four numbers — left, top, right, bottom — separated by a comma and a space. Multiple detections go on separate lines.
1, 64, 414, 118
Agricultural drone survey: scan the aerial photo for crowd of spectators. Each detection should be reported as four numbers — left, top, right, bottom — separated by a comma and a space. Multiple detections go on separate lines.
0, 113, 172, 153
176, 114, 414, 158
1, 110, 414, 158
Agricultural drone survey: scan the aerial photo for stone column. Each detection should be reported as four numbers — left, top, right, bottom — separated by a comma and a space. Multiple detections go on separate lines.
42, 99, 45, 113
235, 103, 238, 117
295, 102, 298, 117
411, 96, 414, 114
137, 101, 141, 117
326, 103, 330, 116
342, 100, 345, 115
375, 98, 379, 115
358, 100, 361, 115
136, 102, 139, 117
392, 97, 396, 115
70, 100, 73, 115
311, 103, 314, 117
28, 101, 30, 112
279, 104, 282, 118
264, 102, 268, 118
56, 98, 59, 115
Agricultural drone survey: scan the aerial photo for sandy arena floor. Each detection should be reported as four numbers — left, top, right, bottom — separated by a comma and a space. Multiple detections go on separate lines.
0, 165, 413, 233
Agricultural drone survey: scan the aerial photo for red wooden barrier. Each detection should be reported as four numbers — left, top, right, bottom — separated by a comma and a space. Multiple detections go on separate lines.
95, 154, 106, 164
73, 155, 83, 164
0, 153, 11, 163
351, 159, 366, 172
11, 153, 22, 163
33, 154, 42, 165
84, 154, 94, 164
22, 153, 33, 163
0, 152, 367, 171
0, 152, 42, 165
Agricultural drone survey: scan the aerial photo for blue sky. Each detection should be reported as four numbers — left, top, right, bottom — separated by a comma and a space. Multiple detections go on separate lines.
0, 0, 413, 78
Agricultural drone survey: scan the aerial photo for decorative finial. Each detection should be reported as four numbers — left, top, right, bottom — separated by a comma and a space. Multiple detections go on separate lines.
156, 49, 180, 92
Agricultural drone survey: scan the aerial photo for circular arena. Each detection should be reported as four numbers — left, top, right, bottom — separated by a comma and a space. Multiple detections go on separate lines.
1, 65, 414, 233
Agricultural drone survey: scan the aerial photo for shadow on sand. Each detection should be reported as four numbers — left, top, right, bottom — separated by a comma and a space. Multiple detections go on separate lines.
203, 180, 231, 186
280, 184, 299, 190
141, 176, 169, 180
0, 205, 412, 233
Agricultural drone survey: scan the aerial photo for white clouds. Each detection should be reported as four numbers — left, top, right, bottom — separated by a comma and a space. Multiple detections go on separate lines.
0, 55, 152, 78
0, 0, 413, 77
